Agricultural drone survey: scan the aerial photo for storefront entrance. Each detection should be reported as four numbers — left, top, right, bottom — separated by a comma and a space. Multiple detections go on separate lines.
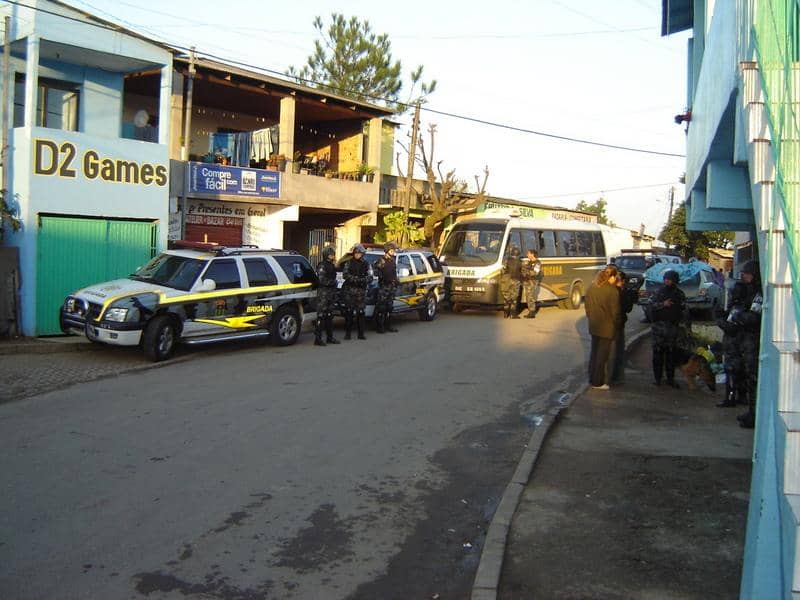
36, 215, 158, 335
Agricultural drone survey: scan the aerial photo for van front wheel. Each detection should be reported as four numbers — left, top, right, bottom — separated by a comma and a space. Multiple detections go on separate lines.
565, 283, 583, 310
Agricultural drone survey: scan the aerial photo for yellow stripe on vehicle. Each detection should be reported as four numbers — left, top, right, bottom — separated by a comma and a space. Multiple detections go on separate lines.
195, 315, 266, 329
96, 282, 312, 320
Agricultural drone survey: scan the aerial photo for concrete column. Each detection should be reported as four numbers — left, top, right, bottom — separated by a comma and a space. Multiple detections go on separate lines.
366, 118, 382, 172
158, 64, 172, 146
24, 35, 38, 128
279, 96, 295, 163
168, 70, 184, 159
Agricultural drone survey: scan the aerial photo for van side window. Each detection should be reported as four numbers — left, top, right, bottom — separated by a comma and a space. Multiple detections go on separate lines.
575, 231, 595, 256
202, 259, 242, 289
593, 232, 606, 257
520, 229, 538, 254
558, 231, 578, 256
537, 230, 558, 257
507, 229, 523, 254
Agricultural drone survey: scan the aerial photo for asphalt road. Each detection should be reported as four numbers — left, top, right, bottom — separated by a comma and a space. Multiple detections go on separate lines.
0, 306, 646, 600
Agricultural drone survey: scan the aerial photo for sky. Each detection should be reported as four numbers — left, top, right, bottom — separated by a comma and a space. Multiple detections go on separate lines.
64, 0, 691, 238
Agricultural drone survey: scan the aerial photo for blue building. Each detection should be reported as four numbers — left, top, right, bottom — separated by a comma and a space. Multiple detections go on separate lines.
663, 1, 800, 597
0, 0, 174, 336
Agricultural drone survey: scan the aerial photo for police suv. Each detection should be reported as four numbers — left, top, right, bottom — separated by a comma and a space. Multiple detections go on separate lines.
335, 246, 445, 321
60, 243, 317, 361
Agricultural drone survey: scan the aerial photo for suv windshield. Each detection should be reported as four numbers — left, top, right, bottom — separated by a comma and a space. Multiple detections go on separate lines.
441, 223, 506, 265
615, 256, 647, 271
131, 254, 206, 291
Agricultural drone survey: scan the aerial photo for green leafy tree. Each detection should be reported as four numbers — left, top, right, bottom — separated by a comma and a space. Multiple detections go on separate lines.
660, 202, 734, 260
575, 197, 614, 226
375, 210, 424, 246
287, 14, 436, 108
1, 188, 21, 242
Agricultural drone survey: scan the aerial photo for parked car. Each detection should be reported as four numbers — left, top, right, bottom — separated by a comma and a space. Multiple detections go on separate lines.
335, 247, 445, 321
61, 243, 318, 361
637, 261, 724, 319
610, 251, 683, 291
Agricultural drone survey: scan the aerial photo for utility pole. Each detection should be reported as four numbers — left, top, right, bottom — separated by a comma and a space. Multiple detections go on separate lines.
399, 101, 421, 246
2, 16, 11, 194
667, 185, 675, 223
180, 47, 196, 240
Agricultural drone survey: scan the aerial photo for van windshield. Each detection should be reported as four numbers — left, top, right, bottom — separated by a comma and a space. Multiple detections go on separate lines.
441, 223, 506, 265
131, 254, 206, 291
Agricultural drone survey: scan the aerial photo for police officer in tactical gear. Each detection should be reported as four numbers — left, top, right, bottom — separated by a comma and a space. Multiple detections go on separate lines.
715, 281, 748, 408
521, 248, 543, 318
341, 244, 371, 340
650, 269, 686, 387
374, 242, 400, 333
734, 261, 763, 429
500, 245, 522, 318
314, 246, 340, 346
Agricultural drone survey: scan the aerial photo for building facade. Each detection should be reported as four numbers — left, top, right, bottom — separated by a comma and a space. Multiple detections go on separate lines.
662, 1, 800, 597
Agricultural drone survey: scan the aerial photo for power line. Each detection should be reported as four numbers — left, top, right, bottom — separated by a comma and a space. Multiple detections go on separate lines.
6, 0, 686, 158
515, 181, 680, 201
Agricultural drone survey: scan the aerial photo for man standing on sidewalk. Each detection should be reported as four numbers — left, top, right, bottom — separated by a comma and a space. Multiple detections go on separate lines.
734, 260, 763, 429
649, 269, 686, 387
584, 264, 621, 389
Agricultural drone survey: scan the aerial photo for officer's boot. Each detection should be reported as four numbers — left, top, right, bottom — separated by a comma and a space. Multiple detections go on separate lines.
344, 312, 353, 340
526, 304, 536, 318
503, 304, 509, 318
357, 313, 367, 340
510, 304, 521, 319
717, 373, 737, 407
325, 315, 340, 344
314, 318, 326, 346
385, 313, 398, 332
375, 311, 385, 334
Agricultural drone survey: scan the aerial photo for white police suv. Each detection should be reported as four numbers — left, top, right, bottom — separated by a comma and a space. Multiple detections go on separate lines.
61, 243, 317, 361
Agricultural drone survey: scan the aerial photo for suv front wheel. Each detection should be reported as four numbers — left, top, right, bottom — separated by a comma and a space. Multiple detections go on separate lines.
271, 305, 301, 346
142, 315, 177, 362
419, 292, 438, 321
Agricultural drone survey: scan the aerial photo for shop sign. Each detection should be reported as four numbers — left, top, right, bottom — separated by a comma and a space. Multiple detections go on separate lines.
188, 162, 280, 199
33, 138, 167, 186
479, 201, 597, 223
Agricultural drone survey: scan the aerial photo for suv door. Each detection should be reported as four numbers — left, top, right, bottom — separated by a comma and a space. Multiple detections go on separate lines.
395, 253, 416, 312
182, 257, 245, 337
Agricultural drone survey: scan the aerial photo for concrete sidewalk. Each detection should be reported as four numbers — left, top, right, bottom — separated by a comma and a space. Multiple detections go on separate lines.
497, 335, 754, 599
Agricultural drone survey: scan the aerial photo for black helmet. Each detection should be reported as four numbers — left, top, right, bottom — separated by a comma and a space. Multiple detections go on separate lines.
740, 260, 759, 277
352, 244, 367, 254
384, 242, 397, 252
729, 281, 747, 307
322, 246, 336, 259
662, 269, 680, 284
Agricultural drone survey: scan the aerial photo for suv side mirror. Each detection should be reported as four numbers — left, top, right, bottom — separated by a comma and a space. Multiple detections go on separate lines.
398, 267, 411, 278
199, 279, 216, 292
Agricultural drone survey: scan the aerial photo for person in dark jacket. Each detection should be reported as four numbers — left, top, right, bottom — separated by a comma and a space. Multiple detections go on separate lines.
715, 281, 747, 407
609, 269, 639, 384
500, 245, 522, 318
314, 246, 340, 346
650, 269, 686, 387
584, 264, 621, 389
341, 244, 371, 340
734, 261, 763, 429
374, 242, 399, 333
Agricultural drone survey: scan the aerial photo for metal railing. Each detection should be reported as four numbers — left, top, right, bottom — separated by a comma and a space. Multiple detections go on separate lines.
753, 0, 800, 331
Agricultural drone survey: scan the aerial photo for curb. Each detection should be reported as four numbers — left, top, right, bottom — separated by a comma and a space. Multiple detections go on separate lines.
470, 324, 650, 599
0, 337, 94, 355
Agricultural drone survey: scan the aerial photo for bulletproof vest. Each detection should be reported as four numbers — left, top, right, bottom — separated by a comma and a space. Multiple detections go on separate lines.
343, 257, 370, 286
317, 260, 338, 288
375, 256, 397, 284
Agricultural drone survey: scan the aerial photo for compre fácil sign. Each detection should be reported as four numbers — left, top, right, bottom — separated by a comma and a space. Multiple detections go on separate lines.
188, 162, 280, 199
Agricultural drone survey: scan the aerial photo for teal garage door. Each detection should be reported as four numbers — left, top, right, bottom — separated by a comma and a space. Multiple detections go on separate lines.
36, 215, 158, 335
